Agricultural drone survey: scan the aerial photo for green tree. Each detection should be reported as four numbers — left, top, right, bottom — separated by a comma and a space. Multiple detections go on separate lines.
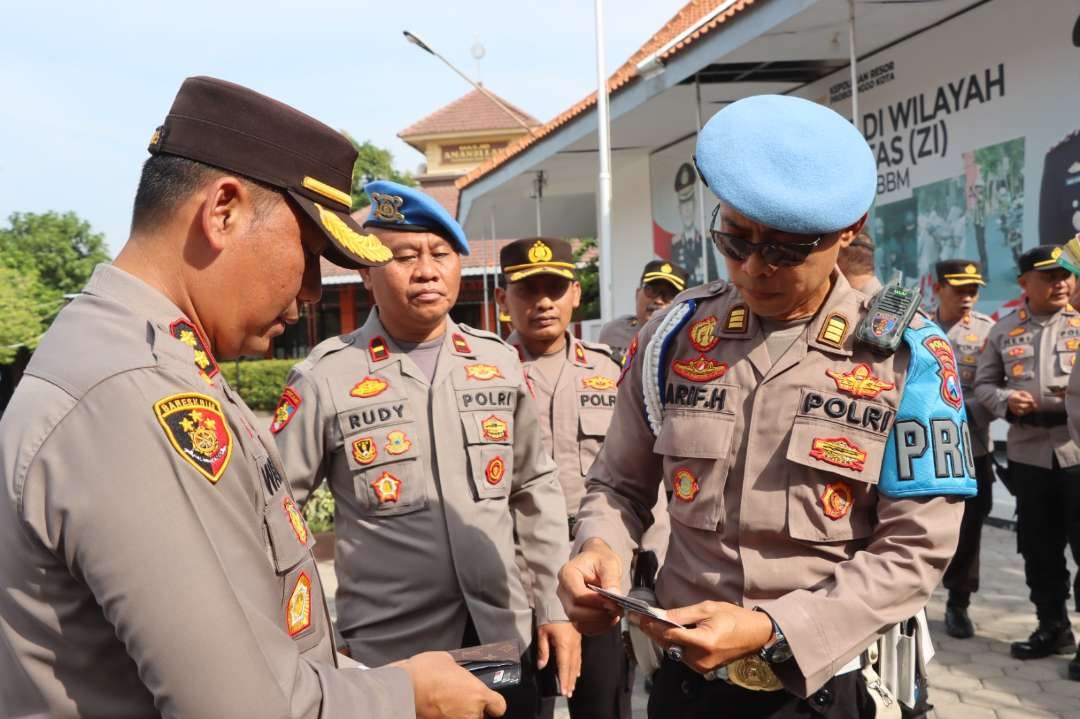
0, 265, 59, 363
573, 237, 600, 322
340, 133, 417, 210
0, 211, 110, 296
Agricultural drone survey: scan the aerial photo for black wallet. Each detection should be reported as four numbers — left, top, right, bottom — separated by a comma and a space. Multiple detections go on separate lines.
448, 640, 522, 689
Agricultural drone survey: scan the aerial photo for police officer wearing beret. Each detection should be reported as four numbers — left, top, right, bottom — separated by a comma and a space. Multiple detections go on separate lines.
597, 260, 690, 365
0, 77, 504, 718
975, 245, 1080, 670
931, 260, 995, 639
558, 94, 974, 718
274, 182, 575, 717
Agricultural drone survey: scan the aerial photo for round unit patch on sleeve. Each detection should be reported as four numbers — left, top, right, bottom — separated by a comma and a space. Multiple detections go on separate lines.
154, 393, 233, 484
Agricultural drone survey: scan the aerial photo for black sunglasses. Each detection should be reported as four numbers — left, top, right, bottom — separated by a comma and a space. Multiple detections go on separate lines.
709, 204, 823, 267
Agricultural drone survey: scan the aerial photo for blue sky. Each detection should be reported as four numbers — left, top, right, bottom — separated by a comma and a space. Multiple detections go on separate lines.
0, 1, 680, 256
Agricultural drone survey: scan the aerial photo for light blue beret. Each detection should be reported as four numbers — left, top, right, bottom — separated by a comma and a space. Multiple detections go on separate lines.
694, 95, 876, 234
363, 180, 470, 255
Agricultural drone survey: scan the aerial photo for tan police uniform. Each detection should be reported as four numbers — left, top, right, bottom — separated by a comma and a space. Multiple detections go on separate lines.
573, 272, 970, 698
0, 266, 411, 718
973, 302, 1080, 467
973, 245, 1080, 636
274, 311, 569, 665
942, 308, 996, 457
596, 316, 639, 364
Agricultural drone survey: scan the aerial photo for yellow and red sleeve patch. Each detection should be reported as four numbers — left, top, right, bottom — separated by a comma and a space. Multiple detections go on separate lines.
286, 572, 313, 636
282, 496, 309, 545
352, 436, 377, 464
672, 467, 700, 502
485, 456, 506, 485
154, 393, 232, 484
922, 336, 963, 410
270, 387, 302, 434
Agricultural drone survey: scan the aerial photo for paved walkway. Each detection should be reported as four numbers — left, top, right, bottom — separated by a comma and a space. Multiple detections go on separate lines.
317, 523, 1080, 717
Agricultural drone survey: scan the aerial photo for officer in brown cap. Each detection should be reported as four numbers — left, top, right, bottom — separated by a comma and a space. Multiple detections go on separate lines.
597, 259, 689, 365
974, 245, 1080, 671
930, 260, 995, 639
496, 237, 636, 718
0, 76, 503, 719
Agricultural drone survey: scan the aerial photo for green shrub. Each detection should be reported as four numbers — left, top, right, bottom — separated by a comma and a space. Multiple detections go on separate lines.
220, 359, 296, 411
303, 482, 336, 533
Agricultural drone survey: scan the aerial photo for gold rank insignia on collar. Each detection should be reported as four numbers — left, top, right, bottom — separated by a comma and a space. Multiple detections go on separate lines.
574, 342, 588, 366
452, 333, 472, 354
370, 192, 405, 224
817, 313, 849, 349
369, 336, 390, 362
169, 318, 219, 385
154, 392, 233, 484
726, 305, 748, 333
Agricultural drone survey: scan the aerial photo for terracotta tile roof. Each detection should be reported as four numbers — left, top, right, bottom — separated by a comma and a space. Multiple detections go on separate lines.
398, 88, 540, 141
456, 0, 755, 190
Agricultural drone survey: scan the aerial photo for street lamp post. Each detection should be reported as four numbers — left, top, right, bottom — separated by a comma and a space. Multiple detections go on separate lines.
594, 0, 614, 325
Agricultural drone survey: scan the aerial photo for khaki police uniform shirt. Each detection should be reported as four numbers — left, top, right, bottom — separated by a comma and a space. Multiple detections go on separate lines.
573, 272, 966, 698
938, 309, 996, 457
0, 265, 412, 719
511, 331, 671, 560
597, 315, 639, 365
974, 303, 1080, 468
275, 311, 569, 667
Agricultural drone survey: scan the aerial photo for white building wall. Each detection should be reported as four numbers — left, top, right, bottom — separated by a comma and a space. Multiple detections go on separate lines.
609, 149, 656, 320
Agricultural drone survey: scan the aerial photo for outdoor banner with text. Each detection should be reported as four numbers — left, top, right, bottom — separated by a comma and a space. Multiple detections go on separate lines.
795, 0, 1080, 313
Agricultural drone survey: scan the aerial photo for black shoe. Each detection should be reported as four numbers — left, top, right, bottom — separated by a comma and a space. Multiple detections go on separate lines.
945, 605, 974, 639
1069, 649, 1080, 681
1010, 622, 1076, 659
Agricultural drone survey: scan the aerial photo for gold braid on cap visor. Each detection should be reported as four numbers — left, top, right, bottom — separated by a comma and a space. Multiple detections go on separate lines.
315, 203, 393, 263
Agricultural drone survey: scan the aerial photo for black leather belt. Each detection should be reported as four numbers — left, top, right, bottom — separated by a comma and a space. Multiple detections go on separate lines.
1014, 411, 1067, 428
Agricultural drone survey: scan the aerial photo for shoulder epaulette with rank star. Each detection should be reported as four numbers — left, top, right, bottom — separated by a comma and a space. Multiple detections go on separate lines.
169, 318, 220, 384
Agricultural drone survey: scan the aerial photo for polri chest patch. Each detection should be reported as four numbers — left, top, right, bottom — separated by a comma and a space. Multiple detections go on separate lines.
154, 393, 233, 484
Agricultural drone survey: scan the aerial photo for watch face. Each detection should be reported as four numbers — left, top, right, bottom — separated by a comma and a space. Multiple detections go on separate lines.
767, 641, 793, 664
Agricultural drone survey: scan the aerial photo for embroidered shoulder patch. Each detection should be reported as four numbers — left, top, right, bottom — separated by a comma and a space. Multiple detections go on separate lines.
385, 430, 412, 455
371, 471, 403, 503
1008, 326, 1026, 337
154, 393, 232, 484
574, 343, 588, 365
282, 496, 309, 545
481, 415, 509, 442
689, 316, 720, 351
922, 336, 963, 410
352, 436, 377, 464
725, 305, 748, 333
270, 387, 302, 434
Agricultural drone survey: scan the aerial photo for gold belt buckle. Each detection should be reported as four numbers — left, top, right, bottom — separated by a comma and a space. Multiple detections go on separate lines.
718, 655, 784, 692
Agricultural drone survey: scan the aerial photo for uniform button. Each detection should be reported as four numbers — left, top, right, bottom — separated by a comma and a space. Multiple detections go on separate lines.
811, 687, 833, 707
680, 680, 692, 696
